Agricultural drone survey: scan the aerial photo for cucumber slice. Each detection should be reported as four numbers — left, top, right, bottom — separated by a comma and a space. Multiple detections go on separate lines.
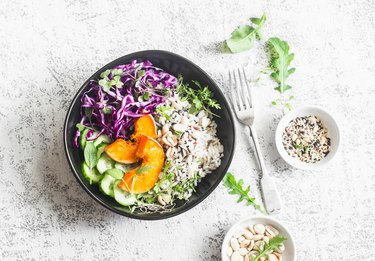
93, 134, 111, 147
113, 181, 136, 206
82, 162, 102, 184
115, 162, 138, 172
79, 129, 90, 149
96, 154, 114, 174
105, 168, 123, 180
97, 144, 107, 159
99, 174, 116, 197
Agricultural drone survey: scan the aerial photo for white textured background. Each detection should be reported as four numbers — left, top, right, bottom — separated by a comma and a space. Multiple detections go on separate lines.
1, 0, 375, 260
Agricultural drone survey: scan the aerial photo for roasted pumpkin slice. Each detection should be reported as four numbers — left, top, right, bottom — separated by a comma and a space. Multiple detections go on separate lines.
104, 139, 139, 164
134, 114, 157, 139
118, 135, 165, 194
104, 115, 158, 164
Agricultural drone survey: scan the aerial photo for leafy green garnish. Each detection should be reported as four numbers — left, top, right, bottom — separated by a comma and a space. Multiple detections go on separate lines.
112, 69, 123, 76
100, 69, 111, 79
98, 79, 112, 92
251, 236, 287, 261
105, 168, 123, 179
226, 14, 266, 53
176, 78, 221, 116
156, 105, 173, 120
84, 142, 98, 169
223, 172, 261, 211
76, 123, 86, 132
136, 166, 154, 175
102, 107, 112, 115
99, 69, 124, 92
143, 91, 151, 101
174, 130, 183, 138
267, 37, 295, 94
111, 75, 123, 88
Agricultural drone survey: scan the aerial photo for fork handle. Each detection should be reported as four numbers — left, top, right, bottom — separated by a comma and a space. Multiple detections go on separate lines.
249, 126, 282, 215
249, 126, 268, 177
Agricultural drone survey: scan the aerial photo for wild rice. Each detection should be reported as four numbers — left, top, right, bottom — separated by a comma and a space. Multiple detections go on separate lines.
282, 115, 330, 163
156, 94, 224, 200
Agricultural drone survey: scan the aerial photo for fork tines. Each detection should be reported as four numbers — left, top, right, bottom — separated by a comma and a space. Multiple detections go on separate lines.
229, 68, 253, 111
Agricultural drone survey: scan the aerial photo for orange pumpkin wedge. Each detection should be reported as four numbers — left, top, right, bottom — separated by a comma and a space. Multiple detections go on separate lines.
104, 115, 157, 164
104, 138, 139, 164
118, 135, 165, 194
134, 114, 157, 139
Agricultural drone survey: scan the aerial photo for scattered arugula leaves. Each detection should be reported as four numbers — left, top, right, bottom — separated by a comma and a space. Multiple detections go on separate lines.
223, 172, 262, 211
84, 142, 98, 170
226, 14, 266, 53
176, 78, 221, 116
251, 236, 287, 261
267, 37, 295, 94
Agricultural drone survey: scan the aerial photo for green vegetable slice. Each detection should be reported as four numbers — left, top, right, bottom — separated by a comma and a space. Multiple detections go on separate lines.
82, 162, 102, 184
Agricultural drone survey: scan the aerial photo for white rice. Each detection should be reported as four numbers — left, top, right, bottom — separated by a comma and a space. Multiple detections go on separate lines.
156, 94, 224, 199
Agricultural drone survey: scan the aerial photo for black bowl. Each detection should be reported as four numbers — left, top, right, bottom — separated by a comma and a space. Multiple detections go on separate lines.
63, 50, 235, 220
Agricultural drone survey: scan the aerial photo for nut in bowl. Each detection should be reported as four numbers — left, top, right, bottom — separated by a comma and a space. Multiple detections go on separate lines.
275, 105, 340, 170
222, 216, 296, 261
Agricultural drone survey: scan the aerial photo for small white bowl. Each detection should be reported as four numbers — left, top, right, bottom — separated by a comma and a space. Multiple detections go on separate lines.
275, 105, 340, 170
222, 215, 296, 261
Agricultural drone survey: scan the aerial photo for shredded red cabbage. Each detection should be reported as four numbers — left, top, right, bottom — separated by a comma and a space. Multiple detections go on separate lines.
74, 60, 177, 148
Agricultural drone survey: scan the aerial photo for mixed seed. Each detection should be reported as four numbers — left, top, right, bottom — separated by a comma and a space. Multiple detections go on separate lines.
227, 223, 284, 261
282, 115, 330, 163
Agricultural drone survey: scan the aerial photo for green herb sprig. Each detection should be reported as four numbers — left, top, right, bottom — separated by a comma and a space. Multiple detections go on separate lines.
226, 14, 266, 53
251, 236, 287, 261
223, 172, 262, 211
176, 78, 221, 116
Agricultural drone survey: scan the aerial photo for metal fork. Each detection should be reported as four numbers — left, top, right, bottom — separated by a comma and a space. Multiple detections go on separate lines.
229, 68, 282, 215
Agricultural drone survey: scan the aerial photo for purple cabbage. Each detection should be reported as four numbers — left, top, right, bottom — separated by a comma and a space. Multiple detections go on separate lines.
74, 60, 177, 148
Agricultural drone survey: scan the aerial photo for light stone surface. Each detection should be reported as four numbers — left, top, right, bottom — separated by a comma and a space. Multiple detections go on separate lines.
1, 0, 375, 260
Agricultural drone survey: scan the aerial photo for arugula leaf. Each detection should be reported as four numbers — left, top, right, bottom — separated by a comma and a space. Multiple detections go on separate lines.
223, 172, 262, 211
136, 166, 153, 175
84, 142, 98, 169
251, 236, 287, 261
267, 37, 295, 93
226, 14, 266, 53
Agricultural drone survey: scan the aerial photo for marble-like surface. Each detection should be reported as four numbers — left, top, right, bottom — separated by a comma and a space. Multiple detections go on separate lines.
1, 0, 374, 260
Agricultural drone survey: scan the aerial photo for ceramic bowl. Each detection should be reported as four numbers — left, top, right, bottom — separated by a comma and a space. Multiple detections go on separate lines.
222, 215, 296, 261
63, 50, 236, 220
275, 105, 340, 170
